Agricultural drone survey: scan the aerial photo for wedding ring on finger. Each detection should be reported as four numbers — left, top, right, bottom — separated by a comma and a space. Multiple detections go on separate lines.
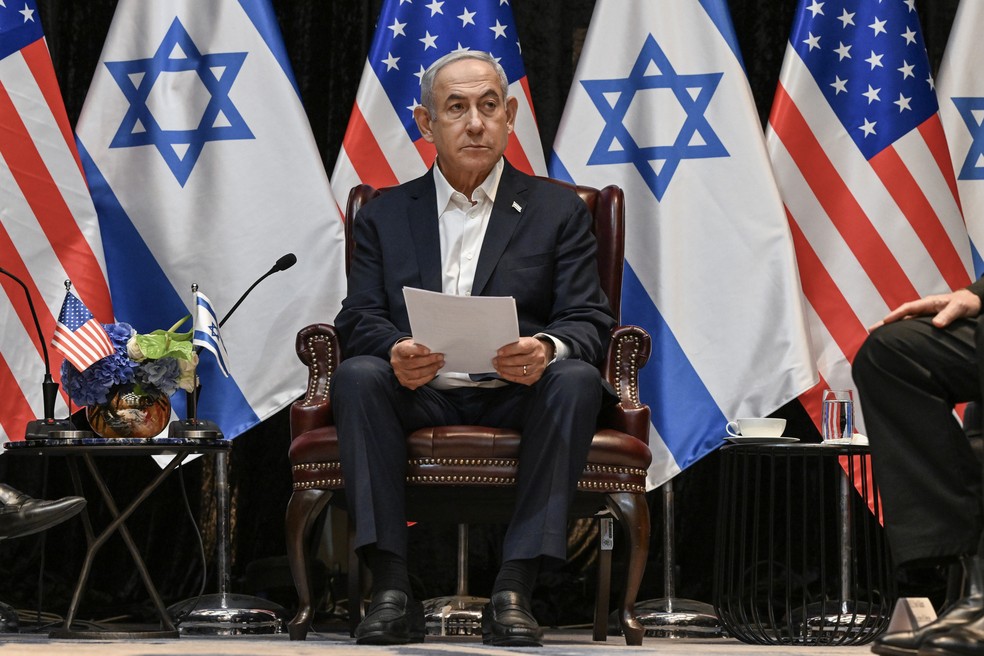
523, 364, 528, 377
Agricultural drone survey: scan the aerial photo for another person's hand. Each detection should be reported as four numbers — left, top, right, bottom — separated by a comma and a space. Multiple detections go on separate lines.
870, 288, 982, 331
391, 339, 444, 390
493, 337, 554, 386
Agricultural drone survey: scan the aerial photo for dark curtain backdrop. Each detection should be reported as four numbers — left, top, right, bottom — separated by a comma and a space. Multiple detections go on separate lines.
0, 0, 960, 625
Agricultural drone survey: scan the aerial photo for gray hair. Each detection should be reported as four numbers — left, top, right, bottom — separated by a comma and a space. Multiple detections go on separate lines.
419, 50, 509, 116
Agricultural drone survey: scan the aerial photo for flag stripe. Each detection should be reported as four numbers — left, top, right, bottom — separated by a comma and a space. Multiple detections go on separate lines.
771, 82, 919, 306
0, 353, 34, 440
920, 117, 962, 212
870, 140, 970, 291
786, 211, 867, 362
340, 103, 400, 189
0, 221, 57, 369
20, 38, 83, 177
0, 73, 111, 318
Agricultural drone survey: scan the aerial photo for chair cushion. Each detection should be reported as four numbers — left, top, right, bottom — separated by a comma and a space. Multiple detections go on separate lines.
290, 424, 651, 494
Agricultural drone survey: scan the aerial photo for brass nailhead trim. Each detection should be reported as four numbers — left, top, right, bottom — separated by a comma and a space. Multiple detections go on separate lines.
295, 478, 344, 490
293, 463, 342, 472
410, 457, 519, 468
303, 334, 334, 403
406, 475, 516, 485
614, 333, 641, 405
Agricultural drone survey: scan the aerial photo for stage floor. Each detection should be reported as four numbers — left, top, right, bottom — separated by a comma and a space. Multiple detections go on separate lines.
0, 629, 876, 655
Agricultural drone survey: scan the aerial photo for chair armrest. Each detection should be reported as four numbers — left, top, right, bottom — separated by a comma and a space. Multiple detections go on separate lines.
290, 323, 340, 439
600, 325, 652, 443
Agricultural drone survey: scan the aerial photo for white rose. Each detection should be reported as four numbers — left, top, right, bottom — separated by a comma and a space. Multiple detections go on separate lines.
126, 337, 145, 361
177, 353, 199, 393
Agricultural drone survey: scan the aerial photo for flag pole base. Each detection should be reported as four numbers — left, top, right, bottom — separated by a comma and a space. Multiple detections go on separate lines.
168, 592, 287, 635
623, 597, 727, 639
168, 419, 223, 440
25, 418, 91, 441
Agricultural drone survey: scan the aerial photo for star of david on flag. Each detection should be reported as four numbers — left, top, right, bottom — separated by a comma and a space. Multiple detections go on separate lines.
938, 0, 984, 276
581, 34, 727, 201
552, 0, 815, 488
105, 17, 254, 187
331, 0, 546, 205
76, 0, 346, 440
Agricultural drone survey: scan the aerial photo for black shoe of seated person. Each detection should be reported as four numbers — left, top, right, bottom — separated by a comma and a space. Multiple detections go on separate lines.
354, 589, 425, 645
481, 590, 543, 647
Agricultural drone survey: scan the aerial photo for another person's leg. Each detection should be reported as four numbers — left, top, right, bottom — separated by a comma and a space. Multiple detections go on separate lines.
853, 317, 983, 655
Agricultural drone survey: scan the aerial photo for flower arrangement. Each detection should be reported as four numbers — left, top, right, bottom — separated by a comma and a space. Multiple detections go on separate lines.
60, 317, 198, 407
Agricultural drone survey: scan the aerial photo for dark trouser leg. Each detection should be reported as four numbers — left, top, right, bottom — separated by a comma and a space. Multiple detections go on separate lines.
852, 317, 983, 566
490, 359, 604, 562
331, 356, 460, 559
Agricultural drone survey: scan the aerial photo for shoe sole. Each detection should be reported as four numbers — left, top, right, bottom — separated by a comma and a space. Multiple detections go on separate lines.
482, 633, 543, 647
870, 643, 918, 656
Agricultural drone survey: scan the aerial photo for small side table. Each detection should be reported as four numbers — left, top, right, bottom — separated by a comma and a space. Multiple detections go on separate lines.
712, 442, 895, 646
4, 437, 230, 639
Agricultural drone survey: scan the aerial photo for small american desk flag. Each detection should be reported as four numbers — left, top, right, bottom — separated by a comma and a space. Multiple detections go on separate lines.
52, 291, 114, 372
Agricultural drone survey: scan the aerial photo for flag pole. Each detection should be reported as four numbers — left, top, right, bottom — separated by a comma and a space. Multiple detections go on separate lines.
631, 481, 725, 638
167, 283, 221, 440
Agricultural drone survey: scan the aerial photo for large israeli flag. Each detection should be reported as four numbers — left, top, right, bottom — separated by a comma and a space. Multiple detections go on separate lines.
551, 0, 816, 488
75, 0, 346, 438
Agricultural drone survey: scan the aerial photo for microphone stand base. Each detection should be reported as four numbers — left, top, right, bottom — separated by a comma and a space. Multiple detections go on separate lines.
168, 592, 287, 635
24, 419, 91, 441
168, 419, 224, 440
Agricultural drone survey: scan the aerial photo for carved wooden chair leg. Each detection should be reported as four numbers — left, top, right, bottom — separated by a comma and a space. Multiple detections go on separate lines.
607, 491, 650, 646
286, 488, 332, 640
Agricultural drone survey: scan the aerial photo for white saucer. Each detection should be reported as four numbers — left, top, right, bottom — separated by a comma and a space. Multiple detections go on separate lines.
724, 436, 800, 444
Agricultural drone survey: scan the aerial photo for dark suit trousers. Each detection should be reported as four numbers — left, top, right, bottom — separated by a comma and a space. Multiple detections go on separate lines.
331, 356, 604, 563
852, 316, 984, 566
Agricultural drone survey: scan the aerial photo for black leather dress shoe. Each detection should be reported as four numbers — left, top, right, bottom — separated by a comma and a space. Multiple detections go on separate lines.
482, 590, 543, 647
354, 589, 425, 645
918, 612, 984, 655
872, 595, 984, 656
0, 484, 85, 541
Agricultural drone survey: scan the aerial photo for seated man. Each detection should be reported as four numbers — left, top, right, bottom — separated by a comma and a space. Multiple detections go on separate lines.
853, 281, 984, 656
331, 50, 616, 646
0, 483, 84, 540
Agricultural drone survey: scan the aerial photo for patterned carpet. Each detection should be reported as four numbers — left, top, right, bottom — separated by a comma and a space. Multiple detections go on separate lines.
0, 630, 876, 656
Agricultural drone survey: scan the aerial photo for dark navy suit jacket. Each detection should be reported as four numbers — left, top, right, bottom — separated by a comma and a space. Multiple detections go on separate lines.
335, 161, 616, 366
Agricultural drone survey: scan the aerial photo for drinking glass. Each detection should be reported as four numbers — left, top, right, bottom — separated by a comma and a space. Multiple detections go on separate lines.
821, 389, 855, 442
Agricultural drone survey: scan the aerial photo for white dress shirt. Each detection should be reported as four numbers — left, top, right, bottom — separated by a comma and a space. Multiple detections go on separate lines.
426, 160, 568, 389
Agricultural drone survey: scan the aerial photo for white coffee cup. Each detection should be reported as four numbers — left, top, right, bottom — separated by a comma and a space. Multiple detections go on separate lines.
725, 417, 786, 437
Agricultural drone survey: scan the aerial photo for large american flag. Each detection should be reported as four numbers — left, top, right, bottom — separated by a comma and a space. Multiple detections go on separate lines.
0, 0, 113, 443
331, 0, 546, 202
766, 0, 973, 429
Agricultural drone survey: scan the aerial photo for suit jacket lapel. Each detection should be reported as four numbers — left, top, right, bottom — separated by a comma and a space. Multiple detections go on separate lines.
472, 163, 529, 295
407, 171, 443, 292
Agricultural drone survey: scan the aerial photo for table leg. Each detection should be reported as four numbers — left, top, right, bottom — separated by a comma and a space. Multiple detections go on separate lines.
59, 452, 186, 634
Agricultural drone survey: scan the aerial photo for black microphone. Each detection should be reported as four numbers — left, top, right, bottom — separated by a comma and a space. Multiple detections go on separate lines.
219, 252, 297, 328
0, 267, 86, 439
170, 253, 298, 439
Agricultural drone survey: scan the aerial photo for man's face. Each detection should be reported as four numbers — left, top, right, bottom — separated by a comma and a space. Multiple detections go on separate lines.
414, 58, 517, 192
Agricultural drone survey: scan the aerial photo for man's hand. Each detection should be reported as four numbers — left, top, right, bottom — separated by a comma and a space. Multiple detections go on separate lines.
493, 336, 554, 386
391, 339, 444, 390
870, 288, 982, 331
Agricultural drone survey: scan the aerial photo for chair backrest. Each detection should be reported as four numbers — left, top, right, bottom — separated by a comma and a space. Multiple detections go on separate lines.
344, 177, 625, 321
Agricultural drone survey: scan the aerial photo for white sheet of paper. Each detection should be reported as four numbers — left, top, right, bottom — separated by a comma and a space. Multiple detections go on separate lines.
403, 287, 519, 374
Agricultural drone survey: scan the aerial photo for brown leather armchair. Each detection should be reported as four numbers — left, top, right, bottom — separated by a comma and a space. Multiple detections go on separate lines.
286, 178, 653, 645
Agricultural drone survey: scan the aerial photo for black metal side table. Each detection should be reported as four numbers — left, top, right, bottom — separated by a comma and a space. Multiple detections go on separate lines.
4, 437, 230, 639
712, 442, 895, 646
